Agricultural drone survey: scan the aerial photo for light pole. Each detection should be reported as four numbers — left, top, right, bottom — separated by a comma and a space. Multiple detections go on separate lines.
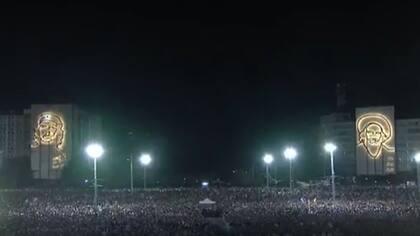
324, 142, 337, 201
128, 131, 134, 193
284, 147, 297, 190
140, 153, 152, 189
130, 154, 134, 193
414, 153, 420, 195
263, 153, 274, 188
85, 143, 104, 206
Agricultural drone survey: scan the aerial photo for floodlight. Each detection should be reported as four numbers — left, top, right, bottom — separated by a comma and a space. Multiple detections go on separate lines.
284, 147, 297, 160
85, 143, 104, 159
263, 154, 274, 164
324, 143, 337, 153
415, 153, 420, 163
140, 153, 152, 166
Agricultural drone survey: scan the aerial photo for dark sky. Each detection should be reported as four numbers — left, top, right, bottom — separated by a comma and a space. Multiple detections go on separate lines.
1, 2, 420, 182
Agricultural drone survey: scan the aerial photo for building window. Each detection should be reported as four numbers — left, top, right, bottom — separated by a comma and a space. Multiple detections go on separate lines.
408, 128, 420, 134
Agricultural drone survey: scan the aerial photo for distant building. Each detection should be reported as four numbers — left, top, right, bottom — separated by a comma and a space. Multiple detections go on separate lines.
0, 104, 101, 180
320, 112, 356, 177
0, 112, 26, 167
321, 106, 420, 177
395, 119, 420, 173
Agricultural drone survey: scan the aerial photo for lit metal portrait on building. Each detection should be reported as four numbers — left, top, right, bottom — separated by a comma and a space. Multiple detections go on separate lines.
357, 113, 395, 159
31, 112, 66, 169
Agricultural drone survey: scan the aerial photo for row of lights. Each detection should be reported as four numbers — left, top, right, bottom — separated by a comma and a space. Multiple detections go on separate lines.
262, 143, 337, 200
85, 141, 420, 204
262, 147, 298, 189
264, 142, 420, 200
86, 143, 152, 165
262, 143, 337, 165
85, 143, 153, 205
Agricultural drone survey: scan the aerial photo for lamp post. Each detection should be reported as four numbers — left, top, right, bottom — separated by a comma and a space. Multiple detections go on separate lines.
263, 153, 274, 188
85, 143, 104, 206
284, 147, 297, 190
130, 154, 134, 193
140, 153, 152, 189
414, 153, 420, 195
128, 131, 134, 193
324, 142, 337, 201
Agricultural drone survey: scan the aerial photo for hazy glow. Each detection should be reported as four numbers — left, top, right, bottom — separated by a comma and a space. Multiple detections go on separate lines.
85, 143, 104, 159
324, 143, 337, 153
202, 181, 209, 187
356, 113, 395, 159
284, 147, 297, 160
263, 154, 274, 164
140, 153, 152, 166
415, 153, 420, 163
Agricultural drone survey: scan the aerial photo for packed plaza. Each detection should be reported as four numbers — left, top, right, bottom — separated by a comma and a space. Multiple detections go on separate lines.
1, 186, 420, 235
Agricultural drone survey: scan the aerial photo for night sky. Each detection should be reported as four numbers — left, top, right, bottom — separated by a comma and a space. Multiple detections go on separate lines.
1, 3, 420, 184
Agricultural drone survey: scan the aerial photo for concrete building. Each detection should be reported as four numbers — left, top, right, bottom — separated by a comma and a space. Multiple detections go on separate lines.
0, 112, 27, 168
395, 119, 420, 173
320, 112, 356, 177
0, 104, 101, 180
321, 107, 420, 177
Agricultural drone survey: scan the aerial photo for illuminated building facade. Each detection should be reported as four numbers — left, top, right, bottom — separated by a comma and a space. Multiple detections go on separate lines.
30, 104, 102, 179
356, 107, 396, 175
0, 104, 101, 180
321, 106, 420, 176
30, 105, 74, 179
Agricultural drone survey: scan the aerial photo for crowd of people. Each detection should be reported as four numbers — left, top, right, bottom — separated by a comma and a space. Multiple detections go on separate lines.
1, 186, 420, 235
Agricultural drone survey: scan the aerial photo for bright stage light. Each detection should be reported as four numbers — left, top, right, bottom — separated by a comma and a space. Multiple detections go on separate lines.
324, 143, 337, 153
140, 153, 152, 166
284, 147, 297, 160
85, 143, 104, 159
415, 153, 420, 163
263, 154, 274, 164
202, 181, 209, 187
